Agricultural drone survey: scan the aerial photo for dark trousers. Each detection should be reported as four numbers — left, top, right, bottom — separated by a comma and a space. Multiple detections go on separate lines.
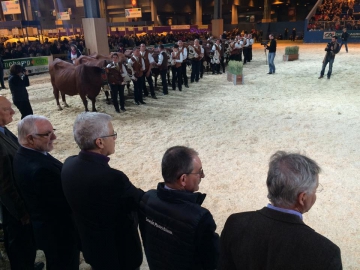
340, 41, 348, 52
243, 48, 250, 64
180, 62, 188, 86
212, 63, 220, 74
191, 60, 201, 82
133, 76, 144, 102
0, 69, 5, 88
220, 57, 225, 73
171, 66, 182, 90
160, 69, 168, 94
109, 84, 125, 111
320, 57, 335, 78
2, 206, 36, 270
13, 99, 33, 119
249, 46, 253, 61
142, 73, 155, 97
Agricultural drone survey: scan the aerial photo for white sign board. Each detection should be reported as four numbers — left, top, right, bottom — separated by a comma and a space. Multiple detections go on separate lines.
125, 8, 142, 18
57, 12, 70, 20
1, 1, 21, 15
75, 0, 84, 7
170, 25, 190, 30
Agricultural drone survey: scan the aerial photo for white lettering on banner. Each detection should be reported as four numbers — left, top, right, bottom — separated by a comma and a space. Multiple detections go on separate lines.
146, 217, 173, 235
170, 25, 190, 30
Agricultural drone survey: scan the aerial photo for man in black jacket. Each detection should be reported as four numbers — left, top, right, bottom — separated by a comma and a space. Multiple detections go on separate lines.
62, 112, 144, 270
219, 151, 342, 270
340, 28, 350, 53
14, 115, 79, 270
139, 146, 219, 270
319, 36, 340, 79
0, 97, 42, 270
264, 34, 276, 74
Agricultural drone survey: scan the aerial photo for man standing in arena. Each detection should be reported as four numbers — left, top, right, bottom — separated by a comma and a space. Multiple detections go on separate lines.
190, 39, 204, 83
139, 146, 219, 270
140, 43, 157, 99
219, 151, 342, 270
265, 33, 276, 74
128, 47, 146, 104
319, 36, 340, 79
178, 40, 189, 88
340, 28, 349, 53
156, 45, 169, 95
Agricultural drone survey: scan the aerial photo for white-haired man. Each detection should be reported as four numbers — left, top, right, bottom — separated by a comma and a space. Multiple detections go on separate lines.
177, 40, 189, 88
219, 151, 342, 269
13, 115, 79, 269
62, 112, 144, 270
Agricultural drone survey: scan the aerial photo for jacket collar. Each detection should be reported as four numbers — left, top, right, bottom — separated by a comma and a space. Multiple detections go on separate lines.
156, 182, 206, 205
78, 150, 110, 165
258, 207, 307, 226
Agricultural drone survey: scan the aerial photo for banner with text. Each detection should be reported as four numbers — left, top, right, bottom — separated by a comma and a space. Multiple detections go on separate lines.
1, 1, 21, 15
4, 56, 52, 78
125, 8, 142, 18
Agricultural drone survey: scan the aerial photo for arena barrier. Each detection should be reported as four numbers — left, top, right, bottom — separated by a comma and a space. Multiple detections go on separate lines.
4, 56, 53, 78
304, 30, 360, 43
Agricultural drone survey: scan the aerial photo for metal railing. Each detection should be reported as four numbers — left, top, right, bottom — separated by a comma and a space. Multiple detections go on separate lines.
307, 20, 360, 31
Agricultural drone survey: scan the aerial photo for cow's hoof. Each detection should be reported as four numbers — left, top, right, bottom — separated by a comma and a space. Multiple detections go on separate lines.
64, 103, 70, 108
58, 107, 63, 111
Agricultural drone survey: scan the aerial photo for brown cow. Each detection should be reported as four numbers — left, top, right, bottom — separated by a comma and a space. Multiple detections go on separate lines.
49, 58, 105, 112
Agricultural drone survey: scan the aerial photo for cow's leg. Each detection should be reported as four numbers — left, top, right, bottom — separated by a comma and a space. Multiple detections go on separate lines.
89, 96, 97, 112
105, 90, 111, 105
80, 95, 89, 112
61, 92, 69, 107
53, 88, 62, 111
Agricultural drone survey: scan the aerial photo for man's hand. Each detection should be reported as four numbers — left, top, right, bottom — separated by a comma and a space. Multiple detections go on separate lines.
20, 213, 30, 225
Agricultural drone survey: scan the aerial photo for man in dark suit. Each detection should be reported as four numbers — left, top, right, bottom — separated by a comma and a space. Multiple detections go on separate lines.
219, 151, 342, 270
62, 112, 144, 270
13, 115, 79, 270
0, 96, 42, 270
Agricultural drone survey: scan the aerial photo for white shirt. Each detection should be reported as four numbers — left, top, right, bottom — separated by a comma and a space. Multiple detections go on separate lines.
128, 56, 145, 71
243, 38, 249, 47
178, 47, 188, 59
170, 51, 183, 64
140, 50, 155, 64
212, 44, 221, 51
157, 51, 167, 65
249, 38, 254, 45
234, 41, 243, 48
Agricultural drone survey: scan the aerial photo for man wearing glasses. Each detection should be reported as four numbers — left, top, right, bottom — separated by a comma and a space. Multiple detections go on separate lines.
62, 112, 144, 270
0, 97, 44, 270
219, 151, 342, 270
13, 115, 80, 269
139, 146, 219, 270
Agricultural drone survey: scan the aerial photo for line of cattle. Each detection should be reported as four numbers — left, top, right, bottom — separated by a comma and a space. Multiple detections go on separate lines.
49, 40, 232, 112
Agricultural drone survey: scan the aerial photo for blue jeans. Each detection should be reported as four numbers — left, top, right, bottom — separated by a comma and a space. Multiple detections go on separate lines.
340, 41, 348, 52
268, 52, 276, 73
320, 57, 334, 78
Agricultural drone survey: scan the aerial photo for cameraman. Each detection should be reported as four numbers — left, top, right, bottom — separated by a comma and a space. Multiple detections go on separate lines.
319, 36, 340, 80
264, 34, 277, 74
8, 64, 33, 119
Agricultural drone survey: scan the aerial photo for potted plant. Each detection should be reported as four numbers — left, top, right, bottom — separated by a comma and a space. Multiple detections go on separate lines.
283, 46, 299, 61
227, 60, 244, 85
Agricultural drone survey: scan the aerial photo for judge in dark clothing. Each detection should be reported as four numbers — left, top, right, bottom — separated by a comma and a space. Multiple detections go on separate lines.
0, 55, 6, 89
319, 36, 340, 80
0, 97, 42, 270
62, 112, 144, 270
8, 64, 33, 119
13, 115, 80, 270
139, 146, 219, 270
264, 34, 276, 74
219, 151, 342, 270
340, 27, 350, 53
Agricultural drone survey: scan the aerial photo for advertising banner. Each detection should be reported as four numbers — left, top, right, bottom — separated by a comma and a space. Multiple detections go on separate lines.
1, 1, 21, 15
4, 56, 52, 78
323, 31, 335, 39
75, 0, 84, 7
125, 8, 142, 18
170, 25, 190, 30
57, 12, 70, 20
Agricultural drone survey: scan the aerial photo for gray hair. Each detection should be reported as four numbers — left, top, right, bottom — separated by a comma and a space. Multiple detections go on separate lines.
17, 115, 49, 145
73, 112, 112, 150
266, 151, 321, 207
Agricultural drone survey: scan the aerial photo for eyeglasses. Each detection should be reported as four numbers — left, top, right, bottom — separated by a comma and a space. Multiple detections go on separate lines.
316, 183, 324, 193
187, 168, 204, 177
34, 129, 56, 137
99, 132, 117, 139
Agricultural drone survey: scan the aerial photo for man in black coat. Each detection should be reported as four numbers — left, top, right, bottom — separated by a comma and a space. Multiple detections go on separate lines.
62, 112, 144, 270
13, 115, 80, 270
219, 151, 342, 270
0, 96, 41, 270
340, 28, 350, 53
139, 146, 219, 270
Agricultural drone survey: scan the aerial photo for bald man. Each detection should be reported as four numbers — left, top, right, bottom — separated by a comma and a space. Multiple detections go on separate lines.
0, 96, 41, 270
